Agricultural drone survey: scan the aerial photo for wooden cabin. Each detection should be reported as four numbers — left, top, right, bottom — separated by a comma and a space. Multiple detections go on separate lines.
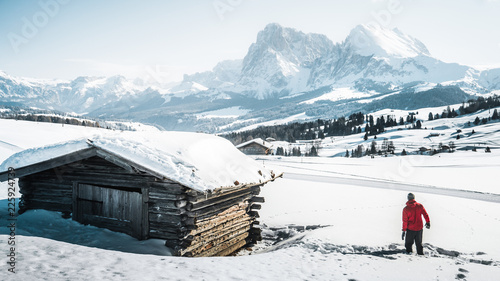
0, 132, 280, 257
236, 138, 273, 155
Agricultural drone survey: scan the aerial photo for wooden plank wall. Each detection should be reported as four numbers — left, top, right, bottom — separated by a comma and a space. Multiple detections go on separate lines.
73, 183, 146, 239
19, 156, 157, 214
18, 156, 157, 240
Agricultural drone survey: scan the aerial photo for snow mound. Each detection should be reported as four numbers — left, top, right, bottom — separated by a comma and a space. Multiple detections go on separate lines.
0, 131, 273, 192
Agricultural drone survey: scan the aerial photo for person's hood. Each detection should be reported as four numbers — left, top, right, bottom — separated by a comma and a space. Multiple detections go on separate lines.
406, 199, 417, 207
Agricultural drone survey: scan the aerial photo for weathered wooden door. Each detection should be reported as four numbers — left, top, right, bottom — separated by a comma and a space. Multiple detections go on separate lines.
73, 183, 148, 239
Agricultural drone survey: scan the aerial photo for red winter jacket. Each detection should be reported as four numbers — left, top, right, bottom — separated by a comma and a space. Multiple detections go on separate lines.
402, 199, 430, 231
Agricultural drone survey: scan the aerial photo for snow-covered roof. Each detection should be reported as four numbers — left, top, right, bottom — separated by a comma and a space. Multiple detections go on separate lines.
0, 131, 274, 192
236, 138, 273, 149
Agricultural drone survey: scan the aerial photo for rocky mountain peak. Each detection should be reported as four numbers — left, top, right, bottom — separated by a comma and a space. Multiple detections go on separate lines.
344, 24, 430, 58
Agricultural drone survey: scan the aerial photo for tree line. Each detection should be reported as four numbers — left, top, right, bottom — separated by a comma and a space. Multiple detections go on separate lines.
428, 95, 500, 121
0, 106, 137, 131
275, 145, 318, 157
224, 112, 366, 144
224, 110, 424, 146
8, 113, 101, 127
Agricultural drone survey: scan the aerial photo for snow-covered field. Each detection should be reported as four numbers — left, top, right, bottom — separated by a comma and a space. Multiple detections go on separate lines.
1, 115, 500, 280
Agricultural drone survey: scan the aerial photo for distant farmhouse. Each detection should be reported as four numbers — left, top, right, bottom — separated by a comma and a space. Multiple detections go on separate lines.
236, 138, 273, 155
0, 132, 280, 257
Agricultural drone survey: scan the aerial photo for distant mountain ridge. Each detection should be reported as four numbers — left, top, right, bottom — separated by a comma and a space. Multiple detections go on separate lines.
1, 23, 499, 132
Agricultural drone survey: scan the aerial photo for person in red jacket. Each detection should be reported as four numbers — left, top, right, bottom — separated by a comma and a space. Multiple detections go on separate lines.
402, 193, 430, 255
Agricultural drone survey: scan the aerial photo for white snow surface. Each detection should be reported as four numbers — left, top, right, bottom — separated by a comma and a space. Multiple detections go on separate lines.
196, 106, 250, 119
234, 112, 310, 133
1, 158, 500, 280
1, 114, 500, 280
0, 127, 271, 192
301, 87, 371, 104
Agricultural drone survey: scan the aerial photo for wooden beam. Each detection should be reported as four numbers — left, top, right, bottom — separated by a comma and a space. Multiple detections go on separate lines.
215, 239, 248, 257
141, 187, 149, 240
250, 196, 265, 203
188, 185, 260, 203
250, 204, 261, 210
0, 148, 97, 181
186, 195, 254, 218
195, 232, 249, 257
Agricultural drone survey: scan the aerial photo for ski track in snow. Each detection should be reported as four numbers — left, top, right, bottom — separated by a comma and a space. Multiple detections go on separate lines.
265, 160, 500, 203
286, 172, 500, 203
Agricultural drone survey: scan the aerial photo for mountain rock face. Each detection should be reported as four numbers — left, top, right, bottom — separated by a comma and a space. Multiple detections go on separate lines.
1, 23, 499, 132
237, 23, 334, 99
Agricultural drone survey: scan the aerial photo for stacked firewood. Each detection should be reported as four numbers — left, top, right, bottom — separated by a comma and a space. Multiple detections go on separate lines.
149, 182, 264, 257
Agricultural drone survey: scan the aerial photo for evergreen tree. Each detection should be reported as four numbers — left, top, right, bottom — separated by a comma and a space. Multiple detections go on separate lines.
474, 116, 480, 125
370, 141, 377, 155
416, 120, 422, 129
449, 141, 456, 152
381, 139, 389, 154
451, 109, 458, 117
485, 146, 491, 153
310, 146, 318, 156
401, 149, 407, 156
492, 109, 499, 120
388, 141, 395, 154
428, 112, 434, 121
318, 130, 325, 139
345, 150, 349, 158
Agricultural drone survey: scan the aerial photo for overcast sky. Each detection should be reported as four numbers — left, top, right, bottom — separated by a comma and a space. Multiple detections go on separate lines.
1, 0, 499, 82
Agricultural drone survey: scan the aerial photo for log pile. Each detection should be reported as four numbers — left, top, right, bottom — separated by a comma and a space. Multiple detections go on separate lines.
149, 183, 265, 257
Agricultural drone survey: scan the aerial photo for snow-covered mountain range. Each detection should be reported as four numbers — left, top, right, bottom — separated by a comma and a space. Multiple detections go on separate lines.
2, 23, 500, 131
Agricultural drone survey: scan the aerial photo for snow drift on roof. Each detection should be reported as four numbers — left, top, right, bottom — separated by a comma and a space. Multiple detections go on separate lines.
0, 131, 274, 192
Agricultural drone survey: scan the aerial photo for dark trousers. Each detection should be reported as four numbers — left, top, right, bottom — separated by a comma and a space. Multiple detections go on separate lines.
405, 229, 424, 255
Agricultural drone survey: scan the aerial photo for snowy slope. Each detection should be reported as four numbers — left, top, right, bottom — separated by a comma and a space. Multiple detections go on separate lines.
259, 105, 500, 195
1, 114, 500, 280
1, 163, 500, 280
